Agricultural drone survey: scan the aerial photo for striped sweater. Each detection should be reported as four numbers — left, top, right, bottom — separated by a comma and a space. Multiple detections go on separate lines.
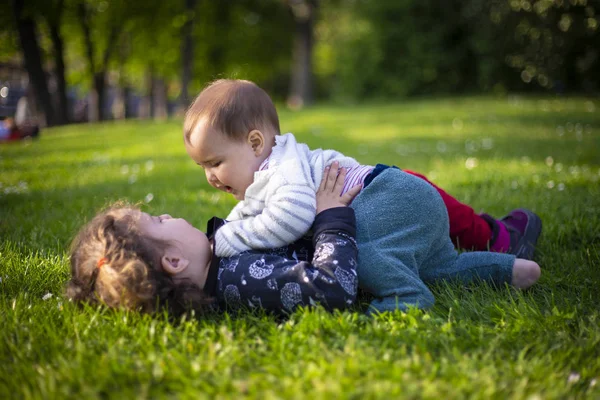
214, 133, 373, 257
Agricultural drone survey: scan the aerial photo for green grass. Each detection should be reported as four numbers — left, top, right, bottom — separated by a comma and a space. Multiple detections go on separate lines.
1, 95, 599, 399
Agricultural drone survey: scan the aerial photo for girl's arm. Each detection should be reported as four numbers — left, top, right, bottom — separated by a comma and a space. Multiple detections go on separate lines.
216, 163, 362, 313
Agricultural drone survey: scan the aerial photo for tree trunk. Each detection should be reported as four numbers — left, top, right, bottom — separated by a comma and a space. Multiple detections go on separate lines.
123, 86, 132, 118
153, 78, 168, 120
179, 0, 196, 113
113, 35, 130, 120
287, 0, 316, 109
208, 0, 228, 76
77, 4, 119, 122
48, 18, 68, 125
139, 66, 155, 119
77, 2, 98, 122
94, 72, 107, 120
12, 0, 56, 126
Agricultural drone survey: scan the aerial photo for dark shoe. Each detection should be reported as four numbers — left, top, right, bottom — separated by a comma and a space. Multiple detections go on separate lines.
498, 209, 542, 260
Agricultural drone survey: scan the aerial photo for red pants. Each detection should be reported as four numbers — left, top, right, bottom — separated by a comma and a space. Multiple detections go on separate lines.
404, 170, 492, 251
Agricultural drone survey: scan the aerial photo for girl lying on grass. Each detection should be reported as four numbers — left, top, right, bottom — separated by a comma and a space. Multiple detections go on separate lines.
67, 164, 540, 316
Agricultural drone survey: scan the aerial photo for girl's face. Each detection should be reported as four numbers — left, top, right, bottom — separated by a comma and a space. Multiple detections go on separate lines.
136, 211, 212, 289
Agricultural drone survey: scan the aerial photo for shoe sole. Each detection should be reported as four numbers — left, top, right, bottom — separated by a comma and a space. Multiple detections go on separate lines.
513, 209, 542, 260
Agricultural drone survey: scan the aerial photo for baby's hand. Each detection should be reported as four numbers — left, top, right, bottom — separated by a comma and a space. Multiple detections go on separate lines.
316, 161, 362, 214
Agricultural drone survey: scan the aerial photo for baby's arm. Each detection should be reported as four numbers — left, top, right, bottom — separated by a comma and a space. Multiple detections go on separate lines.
224, 200, 247, 222
215, 182, 317, 257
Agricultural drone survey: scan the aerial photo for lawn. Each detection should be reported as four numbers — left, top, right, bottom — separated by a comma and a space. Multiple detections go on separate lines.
1, 95, 599, 399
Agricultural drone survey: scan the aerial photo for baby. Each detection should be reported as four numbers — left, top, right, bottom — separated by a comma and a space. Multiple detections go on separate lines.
183, 79, 541, 313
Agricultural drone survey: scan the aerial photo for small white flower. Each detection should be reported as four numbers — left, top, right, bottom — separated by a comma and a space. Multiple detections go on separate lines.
120, 165, 129, 174
555, 163, 563, 172
465, 157, 478, 170
568, 373, 580, 384
585, 101, 595, 112
452, 118, 463, 130
145, 160, 154, 171
42, 292, 53, 301
128, 175, 138, 184
481, 138, 494, 150
144, 193, 154, 203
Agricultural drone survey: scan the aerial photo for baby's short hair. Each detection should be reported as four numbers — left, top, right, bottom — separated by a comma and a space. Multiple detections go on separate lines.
184, 79, 281, 144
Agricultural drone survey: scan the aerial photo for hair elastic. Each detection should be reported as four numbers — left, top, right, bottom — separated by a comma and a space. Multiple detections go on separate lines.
97, 257, 107, 269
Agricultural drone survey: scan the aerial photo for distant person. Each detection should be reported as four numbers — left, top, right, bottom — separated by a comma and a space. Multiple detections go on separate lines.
181, 79, 542, 314
0, 118, 14, 141
0, 117, 29, 142
13, 91, 40, 139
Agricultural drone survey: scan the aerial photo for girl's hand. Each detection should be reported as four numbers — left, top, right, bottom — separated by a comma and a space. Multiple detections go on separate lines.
316, 161, 362, 214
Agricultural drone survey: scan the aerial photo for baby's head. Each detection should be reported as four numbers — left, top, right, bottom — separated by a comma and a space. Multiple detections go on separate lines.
66, 205, 213, 315
183, 79, 280, 200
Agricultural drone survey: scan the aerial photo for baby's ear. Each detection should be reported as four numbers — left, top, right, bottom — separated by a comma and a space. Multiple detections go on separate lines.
161, 248, 190, 275
247, 129, 265, 155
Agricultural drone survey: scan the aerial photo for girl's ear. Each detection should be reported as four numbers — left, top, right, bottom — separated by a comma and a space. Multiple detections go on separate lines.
247, 129, 265, 156
161, 247, 190, 275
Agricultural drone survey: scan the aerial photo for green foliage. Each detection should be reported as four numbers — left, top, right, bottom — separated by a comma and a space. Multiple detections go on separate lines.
1, 96, 600, 397
314, 0, 600, 100
190, 0, 294, 97
4, 0, 599, 105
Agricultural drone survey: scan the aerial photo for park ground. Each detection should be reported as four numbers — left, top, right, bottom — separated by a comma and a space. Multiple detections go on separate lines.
1, 95, 599, 398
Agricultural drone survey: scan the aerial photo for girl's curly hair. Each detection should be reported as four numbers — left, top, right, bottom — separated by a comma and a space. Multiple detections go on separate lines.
66, 204, 213, 315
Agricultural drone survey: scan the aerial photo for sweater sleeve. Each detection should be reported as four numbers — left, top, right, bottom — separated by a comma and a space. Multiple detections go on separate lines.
216, 207, 359, 313
225, 200, 247, 222
215, 181, 317, 257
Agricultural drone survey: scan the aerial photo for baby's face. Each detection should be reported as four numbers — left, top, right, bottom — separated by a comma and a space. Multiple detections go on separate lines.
185, 118, 265, 200
136, 211, 212, 289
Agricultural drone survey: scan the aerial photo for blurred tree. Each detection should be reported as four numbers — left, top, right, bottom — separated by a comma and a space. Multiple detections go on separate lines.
76, 0, 124, 121
189, 0, 293, 98
488, 0, 600, 93
315, 0, 599, 100
122, 0, 182, 119
42, 0, 69, 124
179, 0, 196, 112
11, 0, 56, 126
286, 0, 318, 108
112, 33, 130, 120
0, 12, 20, 64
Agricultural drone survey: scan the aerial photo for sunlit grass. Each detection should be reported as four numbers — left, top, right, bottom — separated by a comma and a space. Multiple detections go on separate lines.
1, 95, 599, 398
